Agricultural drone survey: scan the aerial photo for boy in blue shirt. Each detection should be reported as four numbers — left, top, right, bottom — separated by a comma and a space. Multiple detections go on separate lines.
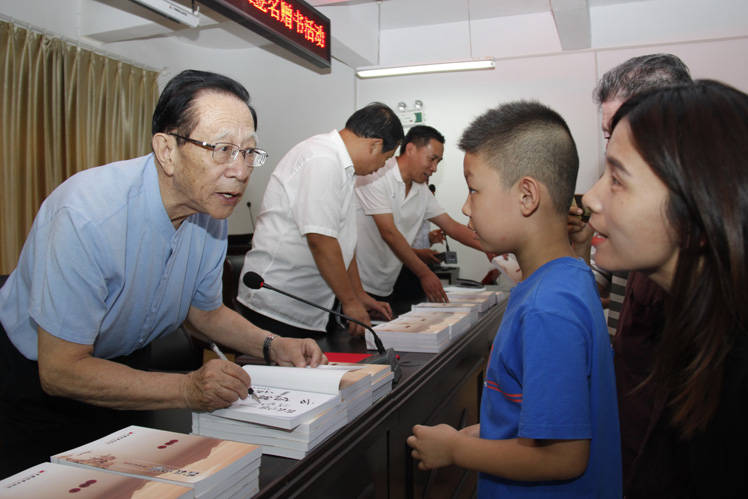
406, 102, 621, 497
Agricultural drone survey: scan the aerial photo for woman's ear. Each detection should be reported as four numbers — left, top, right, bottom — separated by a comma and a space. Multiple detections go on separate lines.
517, 177, 540, 217
152, 133, 176, 176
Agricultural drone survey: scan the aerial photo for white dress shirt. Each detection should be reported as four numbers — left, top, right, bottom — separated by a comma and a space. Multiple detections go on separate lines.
355, 157, 445, 296
238, 130, 357, 331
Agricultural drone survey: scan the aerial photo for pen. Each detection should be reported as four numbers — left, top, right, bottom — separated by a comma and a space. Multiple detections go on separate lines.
210, 342, 262, 404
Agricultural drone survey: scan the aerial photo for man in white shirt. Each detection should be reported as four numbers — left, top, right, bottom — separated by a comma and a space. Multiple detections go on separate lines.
355, 126, 484, 303
237, 103, 403, 337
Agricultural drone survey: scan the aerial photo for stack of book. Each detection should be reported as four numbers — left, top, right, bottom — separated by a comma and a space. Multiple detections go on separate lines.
444, 288, 502, 312
50, 426, 261, 498
0, 461, 192, 498
410, 301, 481, 324
327, 362, 394, 403
193, 365, 376, 459
366, 311, 465, 353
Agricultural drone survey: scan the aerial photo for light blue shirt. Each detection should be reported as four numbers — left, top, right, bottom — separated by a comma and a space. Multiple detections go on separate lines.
0, 154, 227, 360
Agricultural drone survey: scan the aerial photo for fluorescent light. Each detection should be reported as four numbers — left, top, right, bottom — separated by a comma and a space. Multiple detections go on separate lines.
356, 59, 495, 79
130, 0, 201, 28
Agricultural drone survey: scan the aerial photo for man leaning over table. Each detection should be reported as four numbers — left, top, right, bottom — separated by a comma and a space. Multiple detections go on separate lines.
0, 69, 324, 479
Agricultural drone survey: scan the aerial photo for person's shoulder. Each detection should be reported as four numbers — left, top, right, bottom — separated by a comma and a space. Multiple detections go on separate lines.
519, 257, 598, 308
356, 157, 397, 188
43, 155, 151, 221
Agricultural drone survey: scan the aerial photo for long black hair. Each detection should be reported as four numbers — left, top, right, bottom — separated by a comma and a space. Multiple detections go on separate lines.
612, 80, 748, 437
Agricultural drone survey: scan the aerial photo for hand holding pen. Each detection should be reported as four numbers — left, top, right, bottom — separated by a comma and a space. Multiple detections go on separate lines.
210, 342, 262, 404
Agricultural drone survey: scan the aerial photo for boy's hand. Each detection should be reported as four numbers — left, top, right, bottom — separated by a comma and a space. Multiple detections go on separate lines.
407, 424, 459, 470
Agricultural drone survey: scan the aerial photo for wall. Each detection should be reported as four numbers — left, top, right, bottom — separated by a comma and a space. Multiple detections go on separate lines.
364, 29, 748, 280
0, 0, 356, 236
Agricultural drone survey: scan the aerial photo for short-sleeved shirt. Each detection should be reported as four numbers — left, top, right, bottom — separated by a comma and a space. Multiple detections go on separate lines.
479, 257, 621, 498
237, 130, 357, 331
355, 157, 445, 296
0, 154, 227, 360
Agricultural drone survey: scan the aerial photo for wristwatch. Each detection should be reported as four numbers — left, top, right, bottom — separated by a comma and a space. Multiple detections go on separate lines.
263, 334, 275, 365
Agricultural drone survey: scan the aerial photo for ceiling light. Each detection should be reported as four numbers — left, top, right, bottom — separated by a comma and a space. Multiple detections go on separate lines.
356, 58, 495, 79
130, 0, 201, 28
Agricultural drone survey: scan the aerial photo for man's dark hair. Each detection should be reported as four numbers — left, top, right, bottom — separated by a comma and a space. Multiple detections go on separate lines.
399, 125, 445, 155
458, 101, 579, 215
345, 102, 404, 153
593, 53, 692, 105
152, 70, 252, 141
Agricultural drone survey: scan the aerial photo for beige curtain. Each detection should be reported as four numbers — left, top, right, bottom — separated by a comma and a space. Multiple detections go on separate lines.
1, 20, 159, 274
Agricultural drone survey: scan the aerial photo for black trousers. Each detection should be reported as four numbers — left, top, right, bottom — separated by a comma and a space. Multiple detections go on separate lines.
0, 324, 152, 479
236, 301, 329, 340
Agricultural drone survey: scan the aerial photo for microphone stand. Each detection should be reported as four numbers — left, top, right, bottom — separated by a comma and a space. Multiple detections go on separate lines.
256, 281, 401, 384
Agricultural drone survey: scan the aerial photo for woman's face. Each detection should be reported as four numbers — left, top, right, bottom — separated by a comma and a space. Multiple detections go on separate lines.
583, 118, 679, 290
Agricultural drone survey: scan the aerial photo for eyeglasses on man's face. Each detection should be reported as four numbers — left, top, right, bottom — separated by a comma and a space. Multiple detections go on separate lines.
168, 133, 269, 168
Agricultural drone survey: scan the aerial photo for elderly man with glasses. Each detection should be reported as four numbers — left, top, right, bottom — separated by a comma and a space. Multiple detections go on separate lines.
0, 70, 325, 479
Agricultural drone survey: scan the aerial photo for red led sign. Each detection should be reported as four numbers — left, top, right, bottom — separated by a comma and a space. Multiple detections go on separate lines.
200, 0, 331, 68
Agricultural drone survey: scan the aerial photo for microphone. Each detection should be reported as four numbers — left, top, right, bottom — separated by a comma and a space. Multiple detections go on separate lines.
243, 271, 401, 382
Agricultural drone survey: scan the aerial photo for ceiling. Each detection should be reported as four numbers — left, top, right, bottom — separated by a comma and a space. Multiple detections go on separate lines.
311, 0, 650, 30
83, 0, 656, 60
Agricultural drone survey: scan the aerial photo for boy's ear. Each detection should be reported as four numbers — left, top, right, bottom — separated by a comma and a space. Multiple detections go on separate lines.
517, 177, 540, 217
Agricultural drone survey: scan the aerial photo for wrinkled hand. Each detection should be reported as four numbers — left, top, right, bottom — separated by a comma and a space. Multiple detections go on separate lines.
342, 299, 371, 337
270, 336, 327, 367
419, 271, 448, 303
414, 248, 442, 265
182, 359, 251, 411
407, 424, 459, 470
428, 229, 445, 245
359, 292, 393, 321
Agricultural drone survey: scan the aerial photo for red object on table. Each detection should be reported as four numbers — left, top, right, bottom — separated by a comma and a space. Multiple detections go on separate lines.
324, 352, 373, 363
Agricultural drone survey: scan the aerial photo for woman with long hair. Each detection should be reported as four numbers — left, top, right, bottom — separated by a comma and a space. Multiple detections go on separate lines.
583, 80, 748, 497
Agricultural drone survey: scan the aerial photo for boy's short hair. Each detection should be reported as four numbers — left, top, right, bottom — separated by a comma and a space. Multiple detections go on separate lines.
458, 101, 579, 215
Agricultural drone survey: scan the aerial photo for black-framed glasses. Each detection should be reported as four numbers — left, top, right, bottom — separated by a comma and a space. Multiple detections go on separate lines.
168, 133, 268, 168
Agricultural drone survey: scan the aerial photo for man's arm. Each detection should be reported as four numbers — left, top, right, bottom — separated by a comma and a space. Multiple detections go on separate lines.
37, 305, 325, 412
429, 213, 484, 252
347, 256, 393, 321
407, 424, 589, 481
37, 327, 249, 412
186, 305, 325, 367
306, 233, 370, 335
371, 213, 447, 303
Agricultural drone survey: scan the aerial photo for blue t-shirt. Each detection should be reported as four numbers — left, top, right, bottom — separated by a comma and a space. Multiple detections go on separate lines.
479, 257, 621, 498
0, 154, 227, 360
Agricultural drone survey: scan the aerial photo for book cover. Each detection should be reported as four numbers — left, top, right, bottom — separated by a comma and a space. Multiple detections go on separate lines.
0, 462, 192, 499
51, 426, 259, 496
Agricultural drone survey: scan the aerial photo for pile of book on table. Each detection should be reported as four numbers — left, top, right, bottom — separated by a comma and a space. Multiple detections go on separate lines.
365, 287, 503, 353
0, 425, 261, 498
192, 364, 393, 460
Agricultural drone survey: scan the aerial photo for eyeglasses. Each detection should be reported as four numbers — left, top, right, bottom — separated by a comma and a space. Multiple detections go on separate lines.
168, 133, 268, 168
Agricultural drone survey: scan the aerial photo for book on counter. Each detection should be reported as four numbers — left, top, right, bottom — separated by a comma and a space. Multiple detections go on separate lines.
366, 311, 468, 353
443, 289, 501, 312
0, 462, 192, 499
410, 301, 481, 324
50, 426, 260, 499
193, 364, 377, 459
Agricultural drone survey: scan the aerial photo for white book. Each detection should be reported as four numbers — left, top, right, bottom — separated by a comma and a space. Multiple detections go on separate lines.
0, 462, 192, 499
208, 365, 356, 430
50, 426, 260, 498
410, 301, 480, 323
